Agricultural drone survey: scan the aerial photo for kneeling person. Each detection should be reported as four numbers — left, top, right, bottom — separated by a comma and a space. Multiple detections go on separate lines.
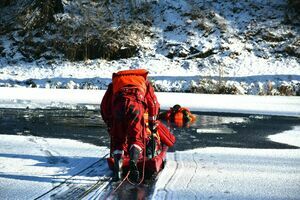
101, 69, 160, 182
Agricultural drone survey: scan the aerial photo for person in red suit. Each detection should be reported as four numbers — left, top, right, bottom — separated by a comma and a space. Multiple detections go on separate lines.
101, 69, 160, 182
159, 104, 196, 128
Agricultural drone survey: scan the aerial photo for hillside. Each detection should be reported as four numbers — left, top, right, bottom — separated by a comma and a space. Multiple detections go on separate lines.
0, 0, 299, 95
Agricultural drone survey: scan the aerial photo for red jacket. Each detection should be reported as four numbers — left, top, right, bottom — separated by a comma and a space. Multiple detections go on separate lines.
100, 83, 113, 127
100, 69, 160, 129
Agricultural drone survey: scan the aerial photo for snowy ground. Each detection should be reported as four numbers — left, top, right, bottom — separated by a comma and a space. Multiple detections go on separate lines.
152, 143, 300, 200
0, 135, 110, 200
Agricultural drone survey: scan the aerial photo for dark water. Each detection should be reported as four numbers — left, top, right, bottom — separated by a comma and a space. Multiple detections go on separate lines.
0, 108, 109, 147
170, 112, 300, 151
0, 108, 299, 150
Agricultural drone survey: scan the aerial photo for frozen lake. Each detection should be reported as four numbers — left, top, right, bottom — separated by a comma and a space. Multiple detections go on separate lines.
0, 108, 299, 199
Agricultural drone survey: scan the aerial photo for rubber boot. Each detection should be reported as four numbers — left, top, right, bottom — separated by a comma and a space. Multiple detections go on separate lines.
113, 153, 123, 181
129, 146, 141, 183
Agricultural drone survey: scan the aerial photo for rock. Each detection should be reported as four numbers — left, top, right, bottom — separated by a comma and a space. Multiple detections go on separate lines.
25, 79, 37, 88
285, 0, 300, 25
186, 48, 216, 59
196, 19, 214, 34
279, 84, 294, 96
261, 31, 285, 42
142, 19, 153, 26
229, 51, 240, 59
284, 45, 300, 58
165, 25, 178, 32
189, 47, 200, 54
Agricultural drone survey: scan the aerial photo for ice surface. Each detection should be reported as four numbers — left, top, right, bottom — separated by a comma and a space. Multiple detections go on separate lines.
0, 87, 300, 117
0, 135, 109, 200
268, 126, 300, 148
152, 147, 300, 200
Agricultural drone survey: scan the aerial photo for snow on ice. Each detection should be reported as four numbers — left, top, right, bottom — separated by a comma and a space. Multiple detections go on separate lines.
268, 126, 300, 148
0, 135, 110, 200
151, 145, 300, 200
0, 87, 300, 117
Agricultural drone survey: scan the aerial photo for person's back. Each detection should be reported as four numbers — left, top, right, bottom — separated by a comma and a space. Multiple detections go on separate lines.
101, 69, 160, 182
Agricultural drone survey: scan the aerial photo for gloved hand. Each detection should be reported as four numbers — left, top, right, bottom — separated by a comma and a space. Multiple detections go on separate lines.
148, 118, 158, 133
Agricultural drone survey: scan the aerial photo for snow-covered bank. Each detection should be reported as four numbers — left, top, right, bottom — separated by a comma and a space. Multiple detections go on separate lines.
0, 87, 300, 117
152, 146, 300, 200
1, 0, 299, 95
0, 135, 110, 200
0, 58, 299, 95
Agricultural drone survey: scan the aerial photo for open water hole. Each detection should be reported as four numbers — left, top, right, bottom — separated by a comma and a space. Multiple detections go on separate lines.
0, 108, 299, 150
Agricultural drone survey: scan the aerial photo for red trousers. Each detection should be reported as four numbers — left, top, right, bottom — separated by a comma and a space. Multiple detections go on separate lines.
111, 88, 147, 155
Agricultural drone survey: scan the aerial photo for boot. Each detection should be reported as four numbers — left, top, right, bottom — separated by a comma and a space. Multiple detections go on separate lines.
129, 146, 141, 183
113, 153, 123, 181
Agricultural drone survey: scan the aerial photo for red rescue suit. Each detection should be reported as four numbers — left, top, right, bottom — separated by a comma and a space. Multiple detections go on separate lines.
101, 69, 160, 156
160, 105, 196, 128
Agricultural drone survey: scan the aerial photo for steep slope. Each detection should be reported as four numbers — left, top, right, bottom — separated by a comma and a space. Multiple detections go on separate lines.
0, 0, 299, 95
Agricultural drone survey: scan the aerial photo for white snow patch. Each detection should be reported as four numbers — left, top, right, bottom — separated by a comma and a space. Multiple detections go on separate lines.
268, 126, 300, 147
0, 135, 109, 200
152, 147, 300, 200
0, 87, 300, 117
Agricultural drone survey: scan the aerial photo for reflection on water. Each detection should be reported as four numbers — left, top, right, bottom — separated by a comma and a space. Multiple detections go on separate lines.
0, 109, 299, 150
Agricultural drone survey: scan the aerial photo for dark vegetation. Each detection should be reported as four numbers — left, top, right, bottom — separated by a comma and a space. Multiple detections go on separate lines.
0, 0, 151, 61
0, 0, 299, 62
